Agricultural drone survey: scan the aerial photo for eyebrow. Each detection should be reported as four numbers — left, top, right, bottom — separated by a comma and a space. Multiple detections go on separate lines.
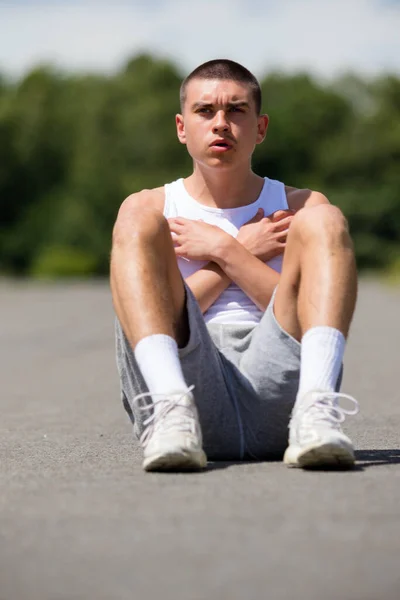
191, 101, 250, 111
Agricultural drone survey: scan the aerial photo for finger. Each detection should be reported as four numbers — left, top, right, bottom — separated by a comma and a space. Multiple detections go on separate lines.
168, 217, 188, 226
244, 207, 264, 225
274, 242, 287, 255
269, 209, 295, 222
174, 247, 190, 261
274, 229, 289, 241
277, 243, 286, 255
170, 233, 180, 245
168, 221, 184, 233
267, 210, 287, 221
174, 247, 192, 262
246, 208, 263, 224
272, 216, 293, 231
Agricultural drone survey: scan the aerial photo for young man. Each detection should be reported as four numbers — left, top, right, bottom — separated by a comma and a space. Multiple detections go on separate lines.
111, 59, 359, 472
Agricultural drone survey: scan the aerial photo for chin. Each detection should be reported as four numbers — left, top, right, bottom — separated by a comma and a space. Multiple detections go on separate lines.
193, 154, 238, 172
206, 157, 237, 170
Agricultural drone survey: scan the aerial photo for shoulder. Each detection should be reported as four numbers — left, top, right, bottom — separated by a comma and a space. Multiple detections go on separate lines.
119, 186, 165, 214
284, 185, 330, 211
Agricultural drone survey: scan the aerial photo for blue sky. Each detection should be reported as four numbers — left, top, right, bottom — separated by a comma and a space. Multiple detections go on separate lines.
1, 0, 399, 80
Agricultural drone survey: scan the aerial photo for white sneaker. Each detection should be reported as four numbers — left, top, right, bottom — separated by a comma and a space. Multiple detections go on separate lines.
133, 385, 207, 472
284, 391, 359, 469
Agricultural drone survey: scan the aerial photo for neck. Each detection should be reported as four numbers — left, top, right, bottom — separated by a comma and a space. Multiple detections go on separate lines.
184, 162, 264, 209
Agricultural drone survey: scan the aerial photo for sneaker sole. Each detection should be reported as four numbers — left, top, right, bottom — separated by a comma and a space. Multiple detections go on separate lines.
283, 442, 355, 469
143, 449, 207, 472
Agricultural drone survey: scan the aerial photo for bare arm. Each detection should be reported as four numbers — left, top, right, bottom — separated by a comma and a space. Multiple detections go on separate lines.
185, 216, 291, 312
181, 191, 330, 312
186, 254, 279, 314
185, 262, 231, 314
214, 239, 280, 311
214, 190, 331, 310
169, 208, 291, 313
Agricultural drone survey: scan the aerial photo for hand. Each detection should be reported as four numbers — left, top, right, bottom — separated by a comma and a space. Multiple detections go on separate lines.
236, 208, 295, 262
168, 217, 231, 261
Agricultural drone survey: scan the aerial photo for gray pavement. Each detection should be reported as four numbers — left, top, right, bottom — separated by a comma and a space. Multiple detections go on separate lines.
0, 278, 399, 600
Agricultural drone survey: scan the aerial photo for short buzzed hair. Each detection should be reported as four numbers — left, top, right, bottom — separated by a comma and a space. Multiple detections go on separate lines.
180, 59, 262, 115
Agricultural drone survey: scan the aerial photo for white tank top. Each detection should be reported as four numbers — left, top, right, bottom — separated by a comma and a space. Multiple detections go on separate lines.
164, 177, 288, 325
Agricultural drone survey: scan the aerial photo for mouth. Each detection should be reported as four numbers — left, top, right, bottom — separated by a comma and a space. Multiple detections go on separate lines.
209, 139, 234, 151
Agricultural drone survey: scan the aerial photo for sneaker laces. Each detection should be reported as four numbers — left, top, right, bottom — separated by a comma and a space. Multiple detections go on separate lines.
132, 385, 198, 448
297, 392, 359, 431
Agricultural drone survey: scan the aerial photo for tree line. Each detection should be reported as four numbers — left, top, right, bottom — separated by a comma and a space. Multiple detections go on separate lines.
1, 54, 399, 277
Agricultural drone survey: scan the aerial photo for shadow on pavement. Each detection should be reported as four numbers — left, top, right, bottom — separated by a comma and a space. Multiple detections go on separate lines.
355, 449, 400, 467
204, 449, 400, 472
205, 453, 284, 471
204, 460, 266, 472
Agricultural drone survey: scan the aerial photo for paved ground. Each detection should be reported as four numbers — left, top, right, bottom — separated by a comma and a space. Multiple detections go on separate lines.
0, 278, 399, 600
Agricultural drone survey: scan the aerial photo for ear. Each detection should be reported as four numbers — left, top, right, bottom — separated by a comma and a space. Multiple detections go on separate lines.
176, 114, 186, 145
256, 114, 269, 145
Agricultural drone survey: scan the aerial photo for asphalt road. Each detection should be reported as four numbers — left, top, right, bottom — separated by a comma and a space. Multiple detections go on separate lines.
0, 279, 399, 600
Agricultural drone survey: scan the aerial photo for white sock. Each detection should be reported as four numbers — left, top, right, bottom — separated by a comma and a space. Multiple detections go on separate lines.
297, 326, 345, 401
134, 334, 189, 397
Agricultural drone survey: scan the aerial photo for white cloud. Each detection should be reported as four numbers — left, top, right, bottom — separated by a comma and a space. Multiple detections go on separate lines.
0, 0, 399, 80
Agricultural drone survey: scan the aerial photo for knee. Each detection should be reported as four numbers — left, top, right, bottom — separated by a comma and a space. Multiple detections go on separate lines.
290, 204, 350, 245
112, 196, 169, 250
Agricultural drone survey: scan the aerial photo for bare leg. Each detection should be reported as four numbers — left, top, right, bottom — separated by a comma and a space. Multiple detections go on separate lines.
274, 204, 357, 341
274, 204, 359, 469
110, 198, 206, 472
110, 198, 189, 349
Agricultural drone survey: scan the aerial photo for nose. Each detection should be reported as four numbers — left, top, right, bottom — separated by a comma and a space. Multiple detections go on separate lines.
212, 110, 230, 133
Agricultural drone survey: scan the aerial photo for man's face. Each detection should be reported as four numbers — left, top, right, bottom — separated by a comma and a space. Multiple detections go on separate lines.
176, 78, 268, 170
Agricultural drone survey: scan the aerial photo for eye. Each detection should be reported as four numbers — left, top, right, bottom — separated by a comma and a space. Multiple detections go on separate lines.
197, 107, 212, 114
229, 106, 245, 113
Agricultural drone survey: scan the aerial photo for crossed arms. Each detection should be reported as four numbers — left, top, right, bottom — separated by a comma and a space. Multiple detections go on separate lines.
168, 190, 330, 313
123, 187, 329, 315
168, 208, 293, 313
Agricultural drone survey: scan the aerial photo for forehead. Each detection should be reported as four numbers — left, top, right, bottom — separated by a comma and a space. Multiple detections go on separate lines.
185, 78, 252, 106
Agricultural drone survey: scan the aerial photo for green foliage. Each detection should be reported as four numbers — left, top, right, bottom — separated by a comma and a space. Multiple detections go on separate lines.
0, 55, 399, 276
385, 255, 400, 285
30, 246, 98, 278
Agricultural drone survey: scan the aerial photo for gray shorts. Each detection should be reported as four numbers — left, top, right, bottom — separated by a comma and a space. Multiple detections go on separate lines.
116, 283, 340, 461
